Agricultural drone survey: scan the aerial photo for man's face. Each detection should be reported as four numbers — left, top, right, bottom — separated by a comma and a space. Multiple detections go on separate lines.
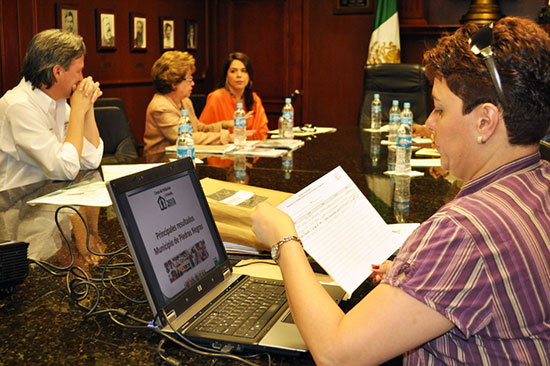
136, 21, 143, 33
57, 55, 85, 99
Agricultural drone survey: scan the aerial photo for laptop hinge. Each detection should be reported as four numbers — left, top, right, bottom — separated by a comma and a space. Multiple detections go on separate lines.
223, 268, 231, 280
165, 309, 177, 324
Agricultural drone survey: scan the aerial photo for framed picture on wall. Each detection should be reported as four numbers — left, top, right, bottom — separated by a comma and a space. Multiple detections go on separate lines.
333, 0, 374, 15
185, 20, 197, 50
130, 12, 147, 51
96, 9, 116, 51
56, 3, 79, 34
160, 17, 175, 51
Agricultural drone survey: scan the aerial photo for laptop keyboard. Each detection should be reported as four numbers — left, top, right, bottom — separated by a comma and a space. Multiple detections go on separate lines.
193, 278, 287, 338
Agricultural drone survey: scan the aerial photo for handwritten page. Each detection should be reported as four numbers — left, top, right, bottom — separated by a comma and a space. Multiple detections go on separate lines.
278, 166, 402, 295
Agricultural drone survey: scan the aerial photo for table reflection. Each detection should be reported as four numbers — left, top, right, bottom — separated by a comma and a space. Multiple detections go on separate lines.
0, 124, 462, 366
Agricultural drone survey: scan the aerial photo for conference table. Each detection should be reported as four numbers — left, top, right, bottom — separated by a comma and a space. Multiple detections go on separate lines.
0, 124, 459, 365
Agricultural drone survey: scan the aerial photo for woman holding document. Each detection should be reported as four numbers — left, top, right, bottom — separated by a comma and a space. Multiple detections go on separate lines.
251, 17, 550, 366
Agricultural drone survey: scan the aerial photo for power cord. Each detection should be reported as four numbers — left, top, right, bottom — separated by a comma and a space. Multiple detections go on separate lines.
30, 205, 273, 365
150, 309, 272, 366
29, 205, 147, 317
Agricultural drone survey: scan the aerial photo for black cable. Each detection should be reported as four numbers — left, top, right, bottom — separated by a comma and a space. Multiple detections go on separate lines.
154, 309, 271, 366
153, 327, 271, 366
233, 260, 278, 268
29, 205, 271, 364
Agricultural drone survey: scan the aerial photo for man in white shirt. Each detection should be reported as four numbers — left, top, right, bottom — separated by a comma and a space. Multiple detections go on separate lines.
0, 29, 104, 191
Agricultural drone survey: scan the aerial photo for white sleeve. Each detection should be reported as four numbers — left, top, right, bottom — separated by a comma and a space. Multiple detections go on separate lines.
7, 102, 81, 180
80, 137, 104, 169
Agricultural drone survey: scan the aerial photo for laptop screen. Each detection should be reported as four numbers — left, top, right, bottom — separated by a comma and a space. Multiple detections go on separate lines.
108, 159, 230, 316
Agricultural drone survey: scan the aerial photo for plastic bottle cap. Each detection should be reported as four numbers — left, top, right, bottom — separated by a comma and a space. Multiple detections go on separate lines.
374, 93, 380, 99
181, 109, 189, 115
285, 98, 291, 103
237, 102, 243, 108
404, 102, 410, 108
392, 100, 399, 105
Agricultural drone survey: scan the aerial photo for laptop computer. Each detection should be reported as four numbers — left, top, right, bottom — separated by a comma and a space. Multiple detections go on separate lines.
106, 157, 345, 355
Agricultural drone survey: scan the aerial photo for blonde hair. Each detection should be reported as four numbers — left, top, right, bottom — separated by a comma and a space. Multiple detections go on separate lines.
151, 51, 196, 94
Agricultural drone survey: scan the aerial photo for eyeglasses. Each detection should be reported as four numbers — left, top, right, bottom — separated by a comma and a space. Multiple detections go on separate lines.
184, 77, 194, 83
468, 23, 506, 105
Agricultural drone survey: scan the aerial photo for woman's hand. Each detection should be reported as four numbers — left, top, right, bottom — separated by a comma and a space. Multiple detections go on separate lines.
370, 260, 393, 284
251, 202, 298, 251
221, 119, 234, 129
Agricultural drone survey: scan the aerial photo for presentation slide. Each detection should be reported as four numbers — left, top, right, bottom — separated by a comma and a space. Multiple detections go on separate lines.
127, 174, 221, 298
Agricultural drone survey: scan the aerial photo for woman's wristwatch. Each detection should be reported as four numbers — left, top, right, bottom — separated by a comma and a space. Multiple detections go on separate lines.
271, 236, 302, 264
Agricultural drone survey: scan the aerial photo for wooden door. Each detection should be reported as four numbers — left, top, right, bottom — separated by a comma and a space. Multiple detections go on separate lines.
211, 0, 305, 129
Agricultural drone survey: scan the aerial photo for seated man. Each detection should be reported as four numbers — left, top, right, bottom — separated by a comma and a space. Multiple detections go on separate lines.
0, 29, 103, 191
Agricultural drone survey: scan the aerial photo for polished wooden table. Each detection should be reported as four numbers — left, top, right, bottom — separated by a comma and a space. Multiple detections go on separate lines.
0, 125, 458, 365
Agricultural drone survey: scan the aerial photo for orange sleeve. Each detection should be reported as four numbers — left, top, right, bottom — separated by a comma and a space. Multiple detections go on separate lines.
199, 89, 235, 125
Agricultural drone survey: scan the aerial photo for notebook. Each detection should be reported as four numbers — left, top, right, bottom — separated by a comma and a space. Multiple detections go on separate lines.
106, 157, 345, 354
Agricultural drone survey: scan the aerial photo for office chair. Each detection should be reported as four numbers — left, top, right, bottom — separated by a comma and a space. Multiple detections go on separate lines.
94, 106, 139, 164
358, 63, 432, 127
190, 94, 207, 117
95, 97, 144, 154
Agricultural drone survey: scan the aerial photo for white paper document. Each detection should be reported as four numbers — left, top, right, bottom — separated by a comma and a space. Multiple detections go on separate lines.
278, 166, 403, 295
411, 158, 441, 167
27, 181, 112, 207
102, 163, 165, 182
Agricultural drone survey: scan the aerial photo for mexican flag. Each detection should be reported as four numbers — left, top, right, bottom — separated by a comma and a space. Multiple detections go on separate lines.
367, 0, 401, 64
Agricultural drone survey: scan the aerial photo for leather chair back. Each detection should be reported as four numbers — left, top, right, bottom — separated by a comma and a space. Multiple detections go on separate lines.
190, 94, 207, 117
359, 63, 431, 126
94, 106, 138, 164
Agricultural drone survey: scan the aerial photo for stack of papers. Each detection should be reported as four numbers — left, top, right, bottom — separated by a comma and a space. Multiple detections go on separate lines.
363, 124, 390, 133
255, 139, 305, 151
166, 139, 303, 158
415, 148, 440, 157
268, 126, 337, 137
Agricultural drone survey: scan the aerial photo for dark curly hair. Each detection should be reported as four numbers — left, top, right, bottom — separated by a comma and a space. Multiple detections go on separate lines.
218, 52, 254, 111
423, 17, 550, 145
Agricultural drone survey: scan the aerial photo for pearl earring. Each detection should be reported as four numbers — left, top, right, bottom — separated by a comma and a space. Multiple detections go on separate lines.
477, 136, 484, 144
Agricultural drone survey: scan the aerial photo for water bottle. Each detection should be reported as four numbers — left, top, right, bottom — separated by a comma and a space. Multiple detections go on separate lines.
387, 145, 396, 172
370, 132, 381, 167
281, 97, 294, 139
395, 102, 413, 175
282, 151, 293, 180
278, 115, 284, 138
177, 109, 188, 136
233, 155, 247, 184
176, 110, 195, 161
234, 102, 246, 148
388, 100, 401, 144
394, 176, 410, 223
371, 93, 382, 130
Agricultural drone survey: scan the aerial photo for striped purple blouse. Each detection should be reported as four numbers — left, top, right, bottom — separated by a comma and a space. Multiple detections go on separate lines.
384, 153, 550, 366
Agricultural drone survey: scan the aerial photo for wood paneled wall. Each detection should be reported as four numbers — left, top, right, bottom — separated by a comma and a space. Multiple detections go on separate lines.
1, 0, 209, 144
3, 0, 538, 145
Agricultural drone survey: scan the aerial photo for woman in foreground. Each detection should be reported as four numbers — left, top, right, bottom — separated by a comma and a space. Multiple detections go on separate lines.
251, 17, 550, 366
